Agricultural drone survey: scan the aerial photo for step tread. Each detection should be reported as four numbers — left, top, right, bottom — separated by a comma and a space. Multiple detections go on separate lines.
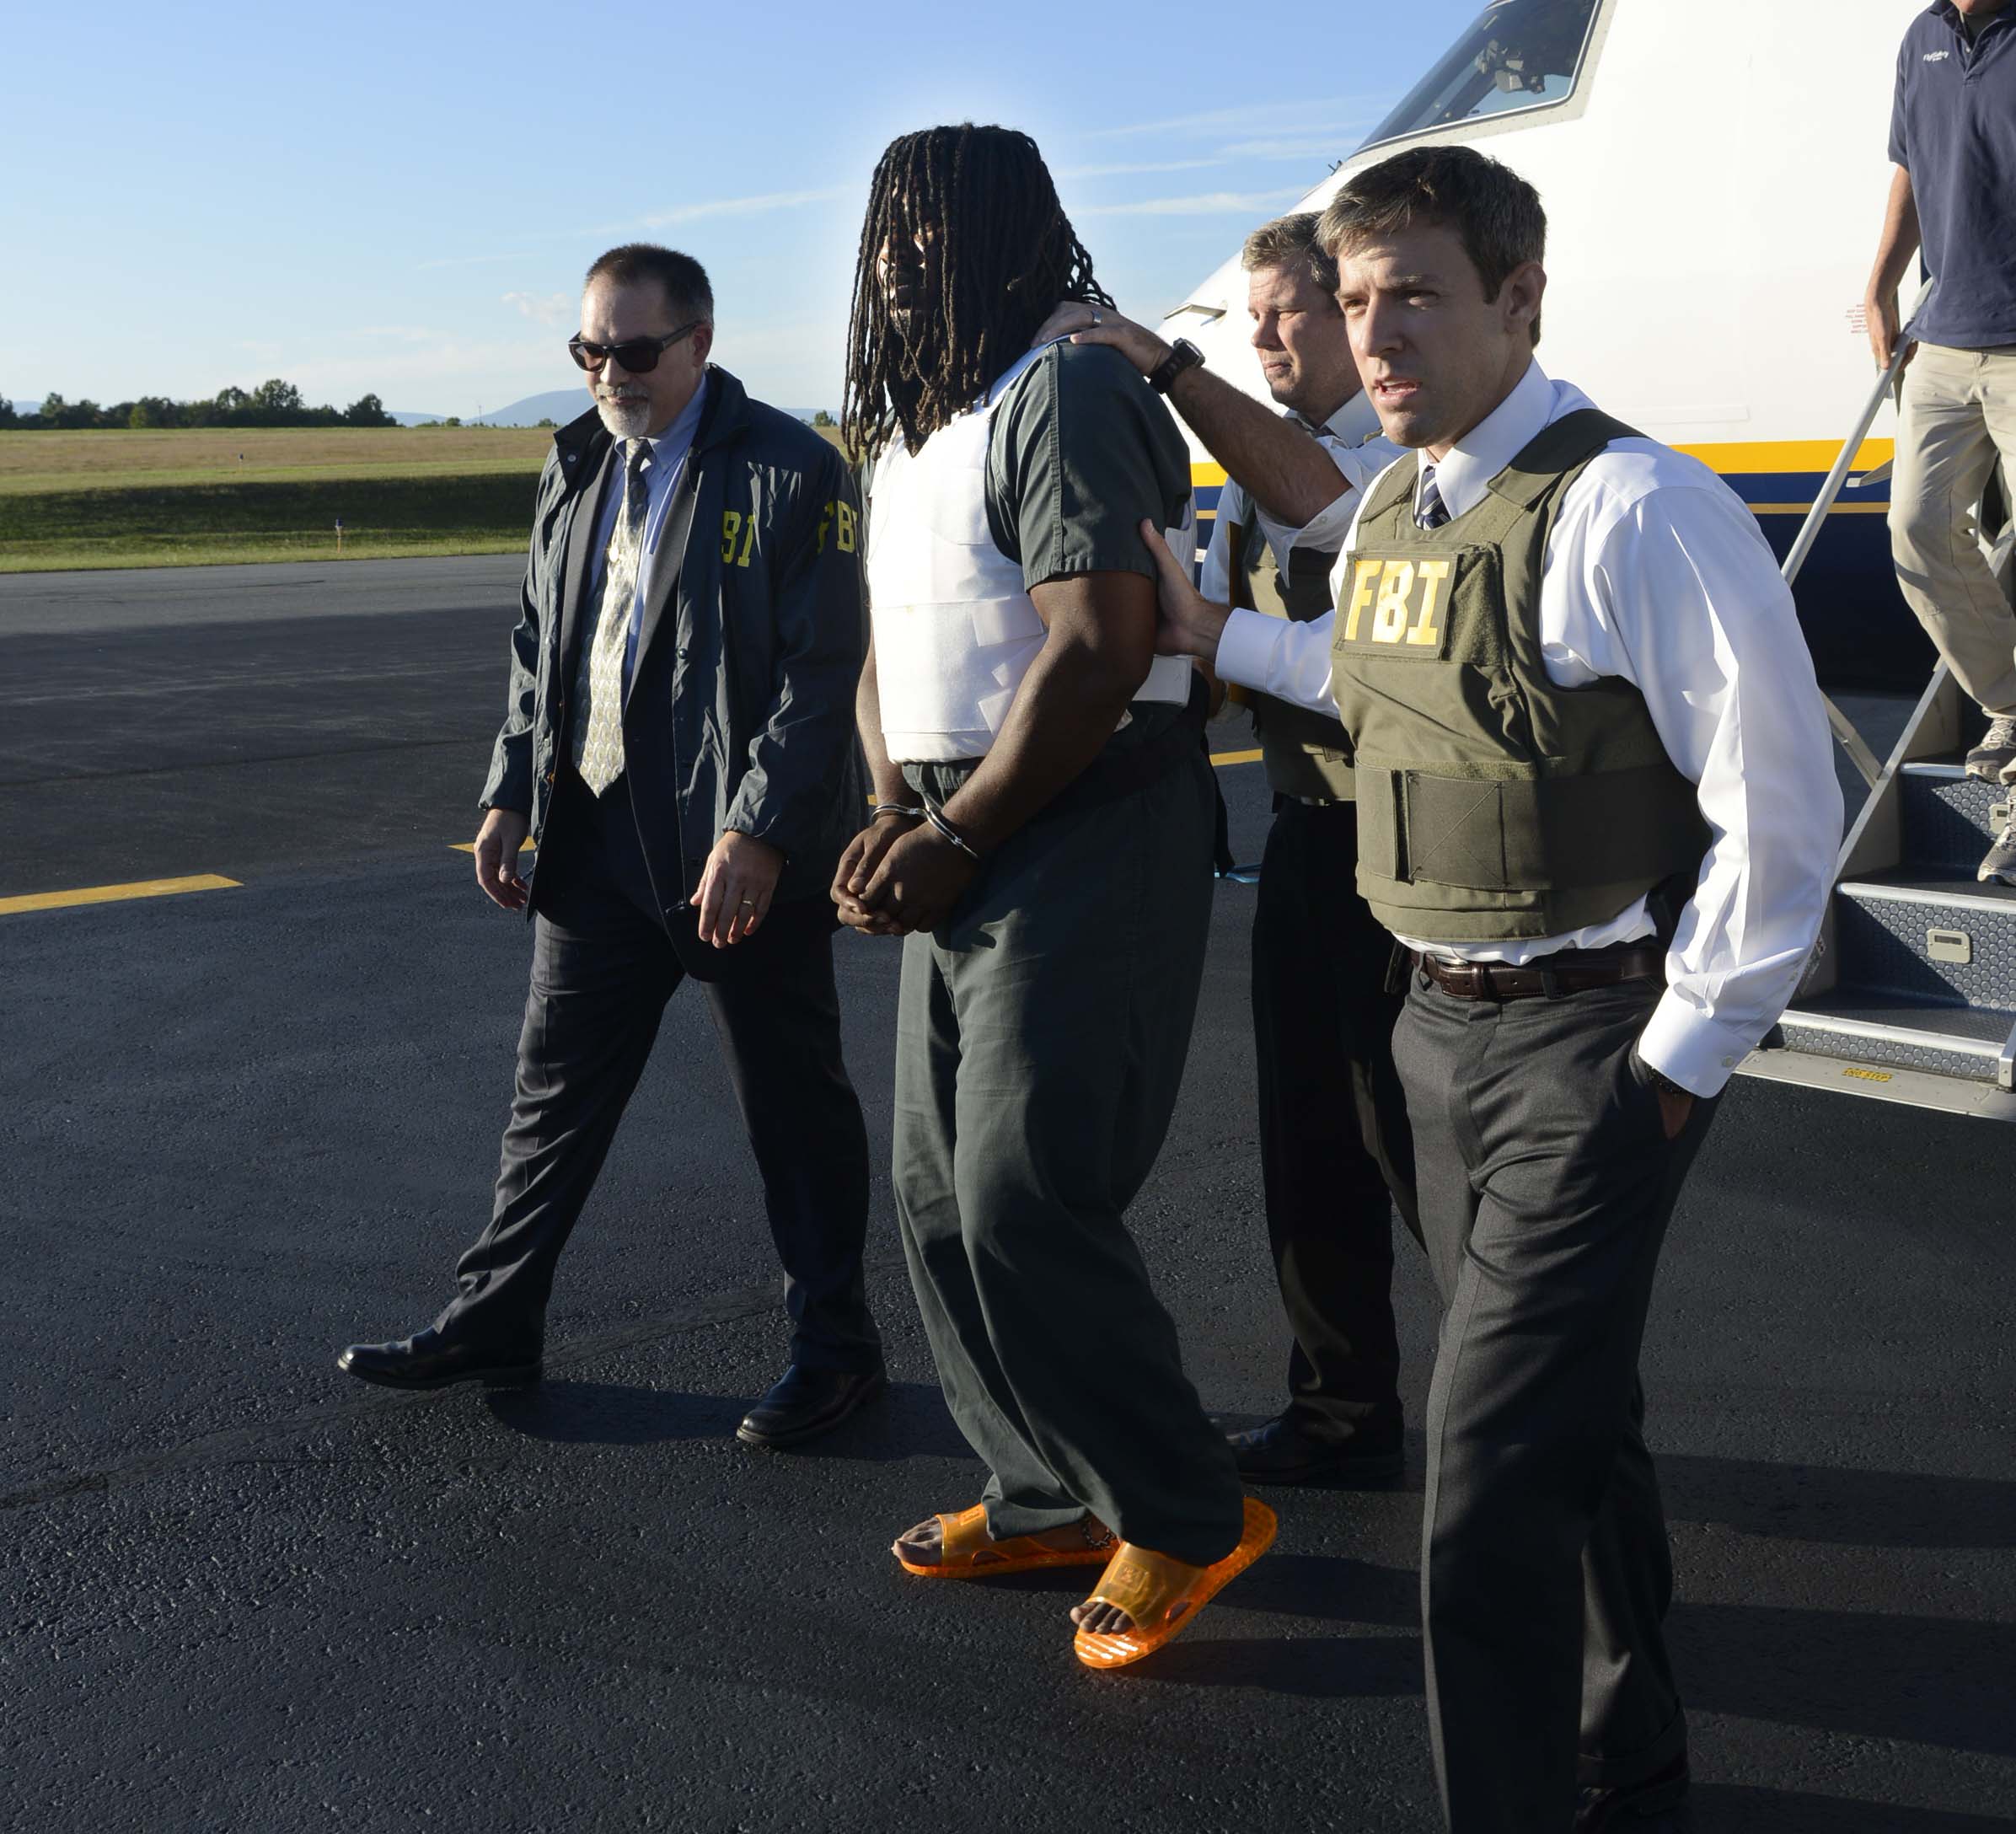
1788, 992, 2014, 1045
1840, 869, 2016, 906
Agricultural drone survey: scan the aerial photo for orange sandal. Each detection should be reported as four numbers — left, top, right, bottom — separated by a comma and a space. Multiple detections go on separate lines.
894, 1505, 1119, 1579
1072, 1495, 1277, 1669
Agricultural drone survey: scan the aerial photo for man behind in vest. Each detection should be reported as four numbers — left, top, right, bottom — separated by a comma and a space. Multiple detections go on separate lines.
1142, 146, 1839, 1830
829, 122, 1273, 1670
1036, 212, 1422, 1488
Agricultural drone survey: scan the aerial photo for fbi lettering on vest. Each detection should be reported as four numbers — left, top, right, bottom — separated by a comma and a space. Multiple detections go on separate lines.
1338, 555, 1456, 658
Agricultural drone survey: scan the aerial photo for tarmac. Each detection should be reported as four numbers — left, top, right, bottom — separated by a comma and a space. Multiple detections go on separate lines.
1, 555, 2010, 1832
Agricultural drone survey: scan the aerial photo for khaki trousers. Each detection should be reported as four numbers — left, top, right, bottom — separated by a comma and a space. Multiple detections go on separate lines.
1888, 341, 2016, 715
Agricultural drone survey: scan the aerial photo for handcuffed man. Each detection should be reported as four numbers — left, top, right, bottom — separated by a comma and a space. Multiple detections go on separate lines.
834, 122, 1272, 1671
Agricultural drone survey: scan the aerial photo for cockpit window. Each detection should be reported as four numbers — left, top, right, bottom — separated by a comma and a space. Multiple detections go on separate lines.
1357, 0, 1603, 151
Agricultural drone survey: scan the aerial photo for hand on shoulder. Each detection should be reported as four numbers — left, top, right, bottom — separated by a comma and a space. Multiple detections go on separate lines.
1027, 301, 1169, 380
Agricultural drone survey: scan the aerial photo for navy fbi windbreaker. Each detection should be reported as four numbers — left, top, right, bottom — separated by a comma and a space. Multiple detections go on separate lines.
481, 366, 869, 914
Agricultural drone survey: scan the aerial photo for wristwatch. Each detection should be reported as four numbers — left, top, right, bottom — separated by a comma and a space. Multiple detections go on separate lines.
1147, 338, 1204, 394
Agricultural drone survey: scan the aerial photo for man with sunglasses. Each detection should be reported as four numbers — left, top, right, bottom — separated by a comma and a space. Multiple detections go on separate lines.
339, 244, 887, 1451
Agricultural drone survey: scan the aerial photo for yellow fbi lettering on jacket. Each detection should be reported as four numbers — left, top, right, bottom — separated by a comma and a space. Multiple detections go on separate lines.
1335, 555, 1454, 658
719, 501, 857, 569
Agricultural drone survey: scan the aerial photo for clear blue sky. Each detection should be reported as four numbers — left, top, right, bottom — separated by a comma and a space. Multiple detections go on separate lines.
3, 0, 1480, 418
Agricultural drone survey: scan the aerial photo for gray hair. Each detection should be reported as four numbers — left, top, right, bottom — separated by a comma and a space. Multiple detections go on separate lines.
582, 243, 715, 325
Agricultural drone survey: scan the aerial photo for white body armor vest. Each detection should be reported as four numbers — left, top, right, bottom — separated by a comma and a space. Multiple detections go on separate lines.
866, 346, 1195, 764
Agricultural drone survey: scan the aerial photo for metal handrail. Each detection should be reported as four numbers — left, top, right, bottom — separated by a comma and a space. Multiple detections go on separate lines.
1782, 298, 1926, 787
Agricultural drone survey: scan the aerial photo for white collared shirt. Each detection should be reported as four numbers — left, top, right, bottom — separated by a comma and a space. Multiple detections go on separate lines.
1213, 359, 1842, 1097
1198, 389, 1400, 600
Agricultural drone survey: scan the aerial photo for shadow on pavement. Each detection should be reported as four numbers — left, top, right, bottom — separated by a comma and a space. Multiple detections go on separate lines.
1137, 1631, 1423, 1698
1688, 1786, 2014, 1831
1674, 1601, 2016, 1758
481, 1381, 744, 1444
1230, 1552, 1418, 1628
1660, 1455, 2016, 1549
480, 1378, 975, 1462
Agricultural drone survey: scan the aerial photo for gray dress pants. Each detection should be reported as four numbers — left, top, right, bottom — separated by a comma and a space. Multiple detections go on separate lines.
1392, 971, 1714, 1834
892, 748, 1246, 1569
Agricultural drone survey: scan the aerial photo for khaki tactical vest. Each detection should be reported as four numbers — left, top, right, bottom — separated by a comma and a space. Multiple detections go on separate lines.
1225, 512, 1355, 802
1327, 410, 1708, 942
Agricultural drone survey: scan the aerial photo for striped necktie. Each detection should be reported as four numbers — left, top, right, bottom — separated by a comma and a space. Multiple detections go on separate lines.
572, 438, 651, 796
1415, 463, 1450, 531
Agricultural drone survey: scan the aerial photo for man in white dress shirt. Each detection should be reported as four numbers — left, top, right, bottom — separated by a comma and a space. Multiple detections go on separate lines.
1042, 212, 1422, 1489
1140, 147, 1840, 1833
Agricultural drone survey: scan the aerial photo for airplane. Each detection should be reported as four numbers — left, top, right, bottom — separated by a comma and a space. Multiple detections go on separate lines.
1155, 0, 2016, 1120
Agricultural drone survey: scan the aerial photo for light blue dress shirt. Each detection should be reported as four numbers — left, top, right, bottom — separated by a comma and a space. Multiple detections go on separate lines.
587, 375, 709, 697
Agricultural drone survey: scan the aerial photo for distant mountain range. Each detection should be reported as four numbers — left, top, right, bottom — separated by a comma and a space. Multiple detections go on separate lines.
464, 389, 593, 427
458, 389, 830, 429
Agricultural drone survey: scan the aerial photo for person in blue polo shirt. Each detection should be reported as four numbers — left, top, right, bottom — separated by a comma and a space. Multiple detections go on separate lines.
1867, 0, 2016, 882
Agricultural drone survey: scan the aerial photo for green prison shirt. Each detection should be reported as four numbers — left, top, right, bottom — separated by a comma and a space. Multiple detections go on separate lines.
983, 338, 1195, 745
984, 338, 1194, 588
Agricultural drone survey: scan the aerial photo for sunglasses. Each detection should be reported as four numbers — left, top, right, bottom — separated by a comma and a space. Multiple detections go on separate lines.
567, 320, 704, 373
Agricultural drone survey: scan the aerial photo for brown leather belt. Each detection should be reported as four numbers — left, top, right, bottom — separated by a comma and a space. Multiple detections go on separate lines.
1411, 944, 1665, 1001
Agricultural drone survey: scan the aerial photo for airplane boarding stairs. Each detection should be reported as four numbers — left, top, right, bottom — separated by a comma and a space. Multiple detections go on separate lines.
1746, 667, 2016, 1120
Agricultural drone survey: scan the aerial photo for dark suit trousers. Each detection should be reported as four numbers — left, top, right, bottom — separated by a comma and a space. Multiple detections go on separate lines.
436, 769, 879, 1372
1251, 798, 1420, 1445
891, 751, 1245, 1569
1394, 973, 1713, 1834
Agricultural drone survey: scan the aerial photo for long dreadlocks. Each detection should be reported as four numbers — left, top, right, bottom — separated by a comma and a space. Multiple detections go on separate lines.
841, 124, 1113, 461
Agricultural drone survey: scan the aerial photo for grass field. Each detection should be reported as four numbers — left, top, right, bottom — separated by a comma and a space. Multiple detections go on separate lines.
0, 427, 552, 573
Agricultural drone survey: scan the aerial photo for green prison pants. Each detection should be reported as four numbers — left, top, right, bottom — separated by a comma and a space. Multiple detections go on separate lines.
893, 748, 1246, 1569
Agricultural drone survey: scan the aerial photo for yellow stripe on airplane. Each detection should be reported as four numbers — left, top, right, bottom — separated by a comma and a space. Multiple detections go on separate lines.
1190, 438, 1896, 491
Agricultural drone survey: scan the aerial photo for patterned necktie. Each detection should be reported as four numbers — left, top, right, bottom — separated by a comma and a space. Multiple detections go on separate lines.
572, 438, 651, 796
1416, 462, 1450, 531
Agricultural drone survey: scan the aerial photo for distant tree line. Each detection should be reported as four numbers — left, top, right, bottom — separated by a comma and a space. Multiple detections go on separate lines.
0, 379, 398, 431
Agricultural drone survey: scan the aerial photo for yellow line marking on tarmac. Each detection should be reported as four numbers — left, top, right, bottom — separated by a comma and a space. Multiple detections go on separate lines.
450, 840, 539, 854
0, 874, 240, 917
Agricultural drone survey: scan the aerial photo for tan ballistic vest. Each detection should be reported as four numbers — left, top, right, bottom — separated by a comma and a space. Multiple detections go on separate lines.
1327, 410, 1708, 942
1225, 513, 1355, 802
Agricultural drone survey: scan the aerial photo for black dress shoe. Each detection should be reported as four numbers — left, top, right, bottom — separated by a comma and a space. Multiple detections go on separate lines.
336, 1327, 542, 1391
1575, 1755, 1690, 1831
737, 1365, 887, 1449
1228, 1414, 1403, 1485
